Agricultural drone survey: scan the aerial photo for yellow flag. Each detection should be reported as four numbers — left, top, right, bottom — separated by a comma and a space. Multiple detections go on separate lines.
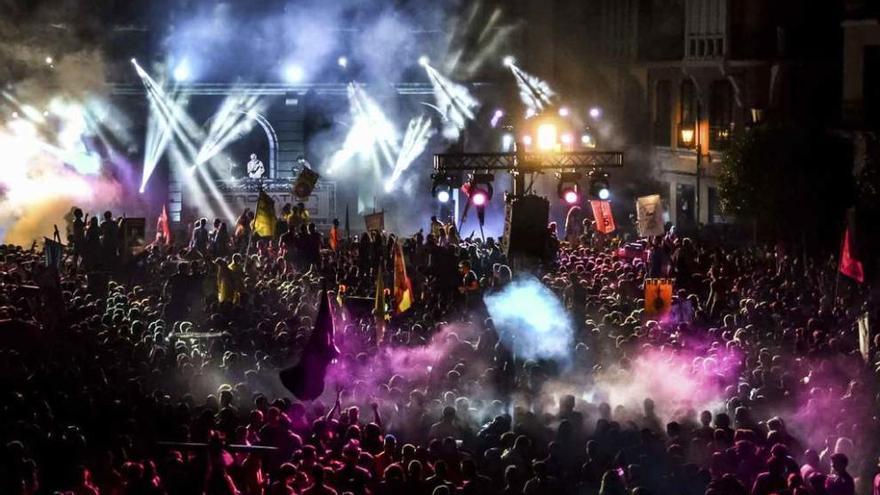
254, 190, 276, 238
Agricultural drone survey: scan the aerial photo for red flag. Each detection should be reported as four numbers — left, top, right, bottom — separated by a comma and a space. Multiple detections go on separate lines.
839, 226, 864, 283
590, 200, 616, 234
156, 205, 172, 245
392, 241, 413, 314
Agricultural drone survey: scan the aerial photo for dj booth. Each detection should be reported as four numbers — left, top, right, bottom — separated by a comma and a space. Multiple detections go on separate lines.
172, 177, 337, 227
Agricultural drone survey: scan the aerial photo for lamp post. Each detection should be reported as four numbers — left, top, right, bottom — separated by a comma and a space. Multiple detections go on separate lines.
680, 102, 701, 227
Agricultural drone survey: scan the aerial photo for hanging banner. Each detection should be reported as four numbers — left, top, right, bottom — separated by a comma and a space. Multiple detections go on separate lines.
644, 278, 673, 317
590, 200, 616, 234
293, 167, 321, 199
636, 194, 665, 237
364, 211, 385, 232
859, 312, 871, 363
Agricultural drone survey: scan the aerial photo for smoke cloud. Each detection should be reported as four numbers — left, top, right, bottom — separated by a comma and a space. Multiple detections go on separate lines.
0, 1, 129, 245
485, 276, 574, 363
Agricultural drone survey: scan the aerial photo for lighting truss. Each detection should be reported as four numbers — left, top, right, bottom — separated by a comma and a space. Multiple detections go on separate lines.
433, 150, 624, 173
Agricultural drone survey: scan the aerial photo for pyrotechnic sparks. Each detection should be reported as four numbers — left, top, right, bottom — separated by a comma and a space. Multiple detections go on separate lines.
133, 61, 234, 220
326, 84, 400, 176
508, 62, 555, 115
385, 115, 435, 192
423, 63, 479, 140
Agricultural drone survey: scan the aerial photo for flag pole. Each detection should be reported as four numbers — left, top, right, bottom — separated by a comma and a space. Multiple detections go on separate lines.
345, 203, 350, 241
244, 184, 260, 268
834, 231, 843, 304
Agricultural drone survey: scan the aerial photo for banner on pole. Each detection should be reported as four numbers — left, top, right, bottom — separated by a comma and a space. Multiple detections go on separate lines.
293, 167, 320, 199
644, 278, 673, 317
636, 194, 665, 237
589, 200, 616, 234
364, 211, 384, 232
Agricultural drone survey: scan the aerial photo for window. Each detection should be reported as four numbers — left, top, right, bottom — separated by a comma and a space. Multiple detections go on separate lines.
654, 80, 672, 146
709, 80, 734, 149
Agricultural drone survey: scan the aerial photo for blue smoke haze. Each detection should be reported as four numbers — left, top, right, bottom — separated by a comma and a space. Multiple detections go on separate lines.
484, 275, 573, 363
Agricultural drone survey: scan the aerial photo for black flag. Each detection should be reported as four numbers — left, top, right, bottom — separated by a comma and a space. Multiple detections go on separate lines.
280, 290, 339, 400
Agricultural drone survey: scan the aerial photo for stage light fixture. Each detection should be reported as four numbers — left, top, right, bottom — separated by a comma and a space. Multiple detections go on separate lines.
503, 55, 515, 67
501, 133, 514, 151
431, 172, 460, 203
589, 171, 611, 200
558, 107, 570, 117
581, 126, 596, 148
466, 173, 495, 207
536, 123, 558, 151
557, 172, 582, 205
561, 133, 573, 145
432, 181, 452, 202
418, 55, 430, 67
491, 109, 504, 127
284, 64, 304, 83
338, 56, 348, 68
173, 59, 191, 82
45, 56, 54, 65
589, 107, 602, 119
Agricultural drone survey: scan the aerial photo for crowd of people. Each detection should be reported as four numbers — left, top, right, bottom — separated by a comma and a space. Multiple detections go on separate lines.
0, 204, 878, 495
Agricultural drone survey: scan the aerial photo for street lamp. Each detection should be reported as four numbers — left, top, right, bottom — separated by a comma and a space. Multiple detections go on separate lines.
680, 127, 695, 147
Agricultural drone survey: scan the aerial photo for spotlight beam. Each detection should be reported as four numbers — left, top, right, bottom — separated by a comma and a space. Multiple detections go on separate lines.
133, 62, 236, 220
195, 92, 265, 166
385, 114, 434, 192
326, 83, 399, 178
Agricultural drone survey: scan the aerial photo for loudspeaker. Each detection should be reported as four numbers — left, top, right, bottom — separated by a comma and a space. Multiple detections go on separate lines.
503, 195, 550, 261
121, 218, 146, 255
